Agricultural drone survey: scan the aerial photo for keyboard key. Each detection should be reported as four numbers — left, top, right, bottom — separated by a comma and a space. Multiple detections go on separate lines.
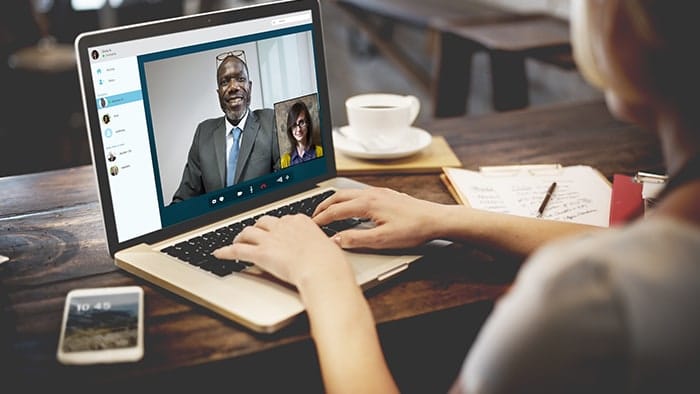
198, 256, 247, 276
325, 218, 362, 232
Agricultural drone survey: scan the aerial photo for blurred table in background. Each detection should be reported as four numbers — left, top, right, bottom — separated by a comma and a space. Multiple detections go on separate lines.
432, 13, 572, 117
330, 0, 512, 91
331, 0, 576, 117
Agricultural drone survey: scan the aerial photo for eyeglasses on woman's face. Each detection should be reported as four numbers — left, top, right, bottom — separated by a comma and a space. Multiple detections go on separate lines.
292, 119, 308, 130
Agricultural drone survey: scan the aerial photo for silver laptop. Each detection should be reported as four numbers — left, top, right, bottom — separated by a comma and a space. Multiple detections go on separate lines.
75, 0, 421, 333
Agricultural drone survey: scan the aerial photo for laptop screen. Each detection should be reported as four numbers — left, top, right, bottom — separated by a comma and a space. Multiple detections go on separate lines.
76, 1, 334, 253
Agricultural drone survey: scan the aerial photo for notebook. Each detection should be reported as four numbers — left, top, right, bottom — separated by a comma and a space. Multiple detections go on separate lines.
441, 164, 612, 227
75, 0, 422, 333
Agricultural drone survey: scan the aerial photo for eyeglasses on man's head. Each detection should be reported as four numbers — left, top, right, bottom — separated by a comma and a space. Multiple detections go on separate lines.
216, 50, 246, 68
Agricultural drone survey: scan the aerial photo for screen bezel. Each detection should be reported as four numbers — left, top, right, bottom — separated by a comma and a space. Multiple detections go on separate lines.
75, 0, 336, 256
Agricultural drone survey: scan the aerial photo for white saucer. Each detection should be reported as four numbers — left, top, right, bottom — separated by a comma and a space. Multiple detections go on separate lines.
333, 126, 432, 160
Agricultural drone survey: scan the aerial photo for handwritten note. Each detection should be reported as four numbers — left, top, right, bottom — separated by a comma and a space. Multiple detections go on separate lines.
443, 165, 611, 227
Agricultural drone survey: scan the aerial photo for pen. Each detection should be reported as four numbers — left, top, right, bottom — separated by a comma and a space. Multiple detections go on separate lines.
537, 182, 557, 217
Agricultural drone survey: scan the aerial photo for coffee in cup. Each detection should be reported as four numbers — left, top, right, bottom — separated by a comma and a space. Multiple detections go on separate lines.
345, 93, 420, 147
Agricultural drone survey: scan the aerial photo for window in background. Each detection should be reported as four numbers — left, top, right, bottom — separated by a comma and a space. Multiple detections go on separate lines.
71, 0, 106, 10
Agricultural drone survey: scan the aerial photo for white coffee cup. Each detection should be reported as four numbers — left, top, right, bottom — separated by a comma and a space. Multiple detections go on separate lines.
345, 93, 420, 146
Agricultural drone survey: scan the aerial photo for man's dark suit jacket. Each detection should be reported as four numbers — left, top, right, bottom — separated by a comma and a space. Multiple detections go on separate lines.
171, 108, 279, 203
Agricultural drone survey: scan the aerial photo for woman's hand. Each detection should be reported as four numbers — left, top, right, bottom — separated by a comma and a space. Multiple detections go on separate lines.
313, 187, 448, 250
213, 214, 352, 287
215, 212, 400, 394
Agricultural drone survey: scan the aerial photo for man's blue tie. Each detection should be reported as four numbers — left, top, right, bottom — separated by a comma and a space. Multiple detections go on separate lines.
227, 127, 242, 186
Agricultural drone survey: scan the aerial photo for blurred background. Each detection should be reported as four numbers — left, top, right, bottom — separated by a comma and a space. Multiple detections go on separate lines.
0, 0, 601, 177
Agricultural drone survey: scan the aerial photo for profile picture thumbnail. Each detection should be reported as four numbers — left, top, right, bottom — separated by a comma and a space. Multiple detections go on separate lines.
109, 165, 119, 176
91, 50, 99, 60
107, 152, 116, 162
102, 113, 111, 124
99, 97, 108, 108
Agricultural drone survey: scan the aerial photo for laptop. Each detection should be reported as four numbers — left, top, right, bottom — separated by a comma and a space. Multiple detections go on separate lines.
75, 0, 422, 333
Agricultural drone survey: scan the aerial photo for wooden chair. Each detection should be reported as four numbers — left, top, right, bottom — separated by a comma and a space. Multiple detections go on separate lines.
431, 14, 573, 117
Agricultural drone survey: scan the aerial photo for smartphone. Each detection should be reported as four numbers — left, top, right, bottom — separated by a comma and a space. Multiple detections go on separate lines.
56, 286, 144, 365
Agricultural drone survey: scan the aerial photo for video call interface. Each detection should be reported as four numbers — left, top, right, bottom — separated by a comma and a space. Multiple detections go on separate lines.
89, 10, 327, 243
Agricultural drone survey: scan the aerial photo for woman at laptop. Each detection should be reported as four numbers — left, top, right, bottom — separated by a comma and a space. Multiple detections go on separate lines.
215, 1, 700, 392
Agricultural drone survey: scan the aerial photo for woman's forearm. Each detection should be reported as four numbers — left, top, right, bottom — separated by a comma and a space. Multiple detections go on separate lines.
298, 269, 399, 394
435, 205, 603, 258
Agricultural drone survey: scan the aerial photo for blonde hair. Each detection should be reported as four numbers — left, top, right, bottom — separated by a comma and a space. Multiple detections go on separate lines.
571, 0, 699, 113
571, 0, 606, 90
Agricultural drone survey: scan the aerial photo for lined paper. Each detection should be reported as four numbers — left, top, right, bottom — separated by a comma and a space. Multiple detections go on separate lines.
443, 165, 612, 227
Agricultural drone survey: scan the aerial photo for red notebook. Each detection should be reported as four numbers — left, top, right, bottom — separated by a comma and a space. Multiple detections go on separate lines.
609, 174, 644, 226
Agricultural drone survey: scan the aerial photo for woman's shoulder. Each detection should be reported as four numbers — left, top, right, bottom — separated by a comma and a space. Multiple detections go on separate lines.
514, 218, 700, 313
520, 217, 700, 390
459, 218, 700, 393
526, 217, 700, 280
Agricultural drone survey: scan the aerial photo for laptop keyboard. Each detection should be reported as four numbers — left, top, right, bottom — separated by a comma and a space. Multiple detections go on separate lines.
160, 190, 362, 277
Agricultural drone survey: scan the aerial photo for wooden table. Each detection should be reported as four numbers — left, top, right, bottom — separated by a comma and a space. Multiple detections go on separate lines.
0, 100, 663, 392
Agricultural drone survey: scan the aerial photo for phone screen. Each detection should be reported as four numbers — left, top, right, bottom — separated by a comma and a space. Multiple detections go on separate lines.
57, 286, 143, 364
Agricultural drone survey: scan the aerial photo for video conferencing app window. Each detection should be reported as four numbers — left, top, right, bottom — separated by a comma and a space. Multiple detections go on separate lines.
88, 10, 328, 243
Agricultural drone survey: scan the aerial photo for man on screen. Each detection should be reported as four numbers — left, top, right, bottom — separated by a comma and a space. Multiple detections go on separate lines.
171, 53, 279, 203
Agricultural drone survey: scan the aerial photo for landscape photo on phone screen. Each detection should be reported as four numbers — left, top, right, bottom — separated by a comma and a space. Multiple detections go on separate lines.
63, 293, 139, 352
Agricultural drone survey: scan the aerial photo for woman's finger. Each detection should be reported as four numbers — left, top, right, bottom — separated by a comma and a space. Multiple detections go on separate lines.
232, 225, 268, 245
313, 198, 370, 226
313, 188, 366, 216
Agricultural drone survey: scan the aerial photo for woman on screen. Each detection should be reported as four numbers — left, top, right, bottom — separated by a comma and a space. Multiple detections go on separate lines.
280, 101, 323, 168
